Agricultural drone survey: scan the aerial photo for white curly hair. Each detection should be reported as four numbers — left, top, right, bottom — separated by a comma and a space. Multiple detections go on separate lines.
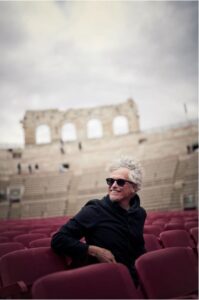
108, 156, 143, 191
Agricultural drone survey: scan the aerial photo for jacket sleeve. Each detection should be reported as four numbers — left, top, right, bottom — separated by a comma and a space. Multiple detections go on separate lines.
51, 201, 99, 259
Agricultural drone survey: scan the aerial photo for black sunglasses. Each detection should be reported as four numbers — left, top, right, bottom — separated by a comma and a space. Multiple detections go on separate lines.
106, 178, 133, 187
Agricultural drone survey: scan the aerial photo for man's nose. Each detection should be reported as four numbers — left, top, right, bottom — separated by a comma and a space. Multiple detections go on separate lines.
111, 181, 118, 187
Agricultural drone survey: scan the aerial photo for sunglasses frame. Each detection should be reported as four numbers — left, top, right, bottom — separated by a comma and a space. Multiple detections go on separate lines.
106, 178, 134, 187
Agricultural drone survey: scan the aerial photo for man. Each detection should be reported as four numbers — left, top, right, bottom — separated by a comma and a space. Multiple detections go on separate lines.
51, 157, 146, 284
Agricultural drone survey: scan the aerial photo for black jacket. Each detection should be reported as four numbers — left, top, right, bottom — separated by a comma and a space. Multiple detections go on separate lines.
51, 194, 146, 273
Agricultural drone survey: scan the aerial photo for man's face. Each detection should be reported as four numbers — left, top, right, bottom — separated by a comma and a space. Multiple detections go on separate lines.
107, 167, 136, 204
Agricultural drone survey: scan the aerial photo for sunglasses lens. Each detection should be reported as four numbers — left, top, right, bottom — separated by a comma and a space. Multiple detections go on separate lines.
106, 178, 126, 187
106, 178, 114, 186
117, 179, 126, 186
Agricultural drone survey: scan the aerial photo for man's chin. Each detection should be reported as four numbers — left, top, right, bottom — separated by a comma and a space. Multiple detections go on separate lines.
109, 196, 121, 202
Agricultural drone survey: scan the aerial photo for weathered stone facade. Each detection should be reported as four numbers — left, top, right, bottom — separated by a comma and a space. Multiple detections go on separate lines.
22, 99, 140, 145
0, 98, 197, 219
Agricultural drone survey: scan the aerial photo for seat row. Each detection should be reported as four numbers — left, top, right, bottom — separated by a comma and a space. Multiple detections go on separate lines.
144, 228, 198, 252
0, 209, 197, 228
32, 247, 198, 299
144, 222, 198, 236
0, 246, 197, 299
0, 231, 56, 245
145, 220, 198, 230
145, 215, 198, 223
0, 216, 70, 233
0, 227, 198, 261
0, 219, 197, 246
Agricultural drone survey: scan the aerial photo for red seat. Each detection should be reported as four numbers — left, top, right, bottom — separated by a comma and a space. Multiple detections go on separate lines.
185, 222, 198, 231
184, 217, 198, 223
164, 223, 185, 231
152, 218, 169, 223
0, 242, 25, 289
0, 242, 25, 259
144, 225, 162, 236
0, 247, 69, 298
29, 229, 53, 236
0, 237, 9, 243
160, 229, 195, 248
12, 225, 30, 232
135, 247, 198, 299
151, 220, 165, 228
144, 234, 162, 252
1, 230, 26, 241
32, 263, 143, 299
29, 238, 51, 248
13, 233, 47, 247
169, 218, 184, 223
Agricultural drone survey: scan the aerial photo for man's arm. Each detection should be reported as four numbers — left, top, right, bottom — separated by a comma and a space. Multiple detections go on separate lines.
51, 202, 116, 263
51, 218, 89, 259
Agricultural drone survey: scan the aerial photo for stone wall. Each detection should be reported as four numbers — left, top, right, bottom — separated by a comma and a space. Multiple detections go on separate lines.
0, 99, 197, 219
22, 99, 139, 145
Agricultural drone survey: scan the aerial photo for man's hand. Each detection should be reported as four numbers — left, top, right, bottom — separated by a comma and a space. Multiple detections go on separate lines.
88, 245, 116, 263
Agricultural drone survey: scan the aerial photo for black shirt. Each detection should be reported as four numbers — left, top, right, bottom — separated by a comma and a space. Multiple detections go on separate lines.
51, 194, 146, 275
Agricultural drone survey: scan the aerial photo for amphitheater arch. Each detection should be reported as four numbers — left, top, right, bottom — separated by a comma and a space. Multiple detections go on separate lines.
87, 119, 103, 139
61, 123, 77, 142
35, 124, 51, 144
113, 116, 129, 135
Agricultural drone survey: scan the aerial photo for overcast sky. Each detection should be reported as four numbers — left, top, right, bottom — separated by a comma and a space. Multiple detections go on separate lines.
0, 0, 198, 146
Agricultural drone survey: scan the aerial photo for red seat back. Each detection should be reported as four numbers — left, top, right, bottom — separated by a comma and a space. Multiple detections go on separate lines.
1, 230, 26, 241
0, 247, 68, 298
0, 242, 25, 259
160, 229, 195, 248
0, 237, 9, 243
32, 263, 143, 299
185, 221, 198, 231
144, 225, 162, 236
164, 223, 185, 231
13, 233, 47, 247
144, 234, 162, 252
29, 229, 53, 236
135, 247, 198, 299
29, 238, 51, 248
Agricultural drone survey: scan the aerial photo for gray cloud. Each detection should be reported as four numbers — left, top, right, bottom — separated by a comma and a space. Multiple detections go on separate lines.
0, 1, 197, 144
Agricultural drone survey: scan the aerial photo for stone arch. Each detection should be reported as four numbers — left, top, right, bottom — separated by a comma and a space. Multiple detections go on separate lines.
22, 99, 140, 145
113, 115, 129, 135
61, 123, 77, 142
87, 119, 103, 139
35, 124, 51, 144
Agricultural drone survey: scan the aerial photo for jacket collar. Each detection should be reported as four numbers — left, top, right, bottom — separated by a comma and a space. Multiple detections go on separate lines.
103, 194, 141, 214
